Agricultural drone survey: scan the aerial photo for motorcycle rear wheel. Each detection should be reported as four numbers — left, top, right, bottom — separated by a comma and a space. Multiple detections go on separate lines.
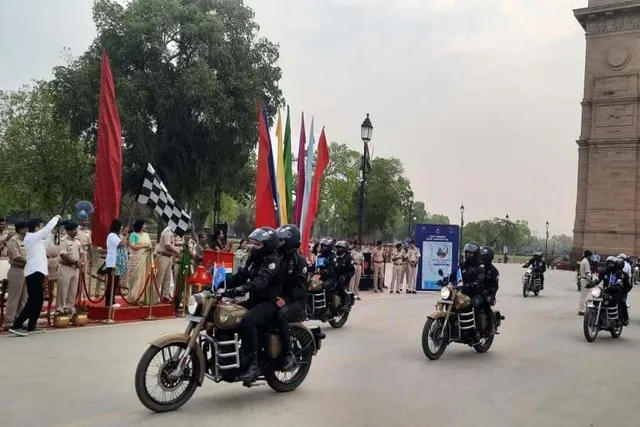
135, 342, 200, 413
329, 311, 349, 328
422, 317, 448, 360
265, 325, 314, 393
610, 324, 623, 339
583, 309, 599, 342
473, 334, 494, 353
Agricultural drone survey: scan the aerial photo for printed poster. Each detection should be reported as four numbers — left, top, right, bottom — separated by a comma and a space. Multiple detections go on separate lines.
414, 224, 460, 291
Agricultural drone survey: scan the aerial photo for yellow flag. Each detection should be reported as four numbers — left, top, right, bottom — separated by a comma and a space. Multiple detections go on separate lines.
276, 108, 288, 224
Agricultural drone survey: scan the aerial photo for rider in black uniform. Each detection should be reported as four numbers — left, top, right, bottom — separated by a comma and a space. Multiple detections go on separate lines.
226, 227, 281, 382
275, 224, 307, 371
523, 251, 546, 289
479, 245, 499, 334
333, 240, 355, 308
595, 256, 631, 326
450, 242, 487, 336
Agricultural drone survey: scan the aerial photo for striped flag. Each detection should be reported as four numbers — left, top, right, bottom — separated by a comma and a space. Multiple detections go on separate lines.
283, 106, 293, 222
275, 108, 288, 224
299, 117, 315, 234
293, 113, 306, 226
255, 105, 278, 228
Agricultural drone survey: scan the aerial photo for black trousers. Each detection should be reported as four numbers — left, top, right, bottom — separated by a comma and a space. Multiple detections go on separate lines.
276, 300, 306, 349
13, 272, 45, 331
105, 268, 118, 306
241, 301, 278, 354
471, 293, 493, 331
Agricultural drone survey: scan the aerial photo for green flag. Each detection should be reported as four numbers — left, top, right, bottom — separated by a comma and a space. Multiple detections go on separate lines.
283, 105, 293, 221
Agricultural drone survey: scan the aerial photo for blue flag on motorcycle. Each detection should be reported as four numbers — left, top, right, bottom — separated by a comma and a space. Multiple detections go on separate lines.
213, 265, 227, 289
456, 267, 463, 284
609, 273, 617, 285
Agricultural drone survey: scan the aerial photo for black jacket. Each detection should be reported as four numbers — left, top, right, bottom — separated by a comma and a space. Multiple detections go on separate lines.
484, 263, 499, 295
229, 252, 280, 303
524, 258, 546, 273
318, 253, 338, 288
598, 269, 632, 294
279, 250, 308, 303
335, 252, 355, 287
450, 260, 486, 295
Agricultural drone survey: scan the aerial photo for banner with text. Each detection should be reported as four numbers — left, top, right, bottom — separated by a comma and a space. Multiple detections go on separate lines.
415, 223, 460, 291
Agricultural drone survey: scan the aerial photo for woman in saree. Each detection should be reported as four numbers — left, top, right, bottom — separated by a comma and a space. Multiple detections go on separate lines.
126, 219, 156, 305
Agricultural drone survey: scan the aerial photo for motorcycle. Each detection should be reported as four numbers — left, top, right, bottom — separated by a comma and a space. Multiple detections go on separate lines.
135, 289, 325, 413
305, 272, 355, 328
583, 280, 625, 342
522, 267, 542, 298
421, 269, 505, 360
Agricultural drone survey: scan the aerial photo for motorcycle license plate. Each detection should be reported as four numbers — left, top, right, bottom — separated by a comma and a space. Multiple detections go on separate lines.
186, 315, 203, 323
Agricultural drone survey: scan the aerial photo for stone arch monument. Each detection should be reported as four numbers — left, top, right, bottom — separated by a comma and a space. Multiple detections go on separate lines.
572, 0, 640, 259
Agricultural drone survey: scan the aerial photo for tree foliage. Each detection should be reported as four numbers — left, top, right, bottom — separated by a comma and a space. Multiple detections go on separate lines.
50, 0, 283, 219
0, 83, 93, 217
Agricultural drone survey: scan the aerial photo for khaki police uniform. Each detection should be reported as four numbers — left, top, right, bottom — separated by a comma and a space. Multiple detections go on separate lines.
350, 250, 364, 297
156, 226, 175, 300
77, 226, 92, 281
5, 234, 27, 325
406, 246, 420, 293
46, 234, 60, 287
578, 257, 592, 314
400, 248, 409, 284
372, 246, 384, 292
57, 234, 83, 309
390, 248, 404, 292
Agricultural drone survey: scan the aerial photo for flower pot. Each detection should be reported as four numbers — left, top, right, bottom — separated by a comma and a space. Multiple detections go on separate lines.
53, 314, 70, 328
72, 312, 89, 326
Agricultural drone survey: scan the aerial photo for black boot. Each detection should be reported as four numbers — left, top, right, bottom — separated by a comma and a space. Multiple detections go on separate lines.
282, 342, 296, 371
237, 352, 260, 383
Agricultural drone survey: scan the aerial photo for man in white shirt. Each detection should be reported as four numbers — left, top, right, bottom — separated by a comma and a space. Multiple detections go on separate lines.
578, 250, 593, 315
9, 215, 61, 336
619, 253, 632, 308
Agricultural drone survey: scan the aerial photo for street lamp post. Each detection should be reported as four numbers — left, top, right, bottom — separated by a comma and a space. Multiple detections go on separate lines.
459, 204, 465, 261
545, 220, 549, 261
358, 114, 373, 245
504, 213, 510, 263
406, 191, 414, 238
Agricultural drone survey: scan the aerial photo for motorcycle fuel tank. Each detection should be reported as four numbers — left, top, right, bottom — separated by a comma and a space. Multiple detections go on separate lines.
214, 302, 248, 329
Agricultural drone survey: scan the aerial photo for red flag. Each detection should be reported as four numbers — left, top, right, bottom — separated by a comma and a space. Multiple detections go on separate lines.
255, 105, 278, 228
293, 113, 306, 226
301, 127, 330, 254
92, 49, 123, 248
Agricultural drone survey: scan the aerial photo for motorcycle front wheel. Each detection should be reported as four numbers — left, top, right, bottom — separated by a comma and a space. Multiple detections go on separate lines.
265, 325, 314, 392
135, 342, 201, 413
422, 317, 448, 360
583, 309, 599, 342
522, 279, 530, 298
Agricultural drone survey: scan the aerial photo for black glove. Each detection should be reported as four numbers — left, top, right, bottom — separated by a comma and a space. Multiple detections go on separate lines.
227, 285, 250, 297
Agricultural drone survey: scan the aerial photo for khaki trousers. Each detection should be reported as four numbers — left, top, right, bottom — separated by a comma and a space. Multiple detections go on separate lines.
156, 255, 173, 299
579, 284, 590, 313
390, 264, 404, 292
350, 265, 361, 296
372, 262, 384, 291
5, 267, 27, 325
407, 265, 417, 292
56, 265, 79, 309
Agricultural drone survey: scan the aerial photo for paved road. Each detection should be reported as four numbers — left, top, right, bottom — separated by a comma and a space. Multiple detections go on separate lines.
2, 264, 639, 427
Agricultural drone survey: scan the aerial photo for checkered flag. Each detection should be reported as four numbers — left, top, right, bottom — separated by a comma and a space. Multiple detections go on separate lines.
136, 163, 191, 237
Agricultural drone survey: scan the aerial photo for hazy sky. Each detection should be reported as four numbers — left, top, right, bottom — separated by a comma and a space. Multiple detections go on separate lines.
0, 0, 588, 236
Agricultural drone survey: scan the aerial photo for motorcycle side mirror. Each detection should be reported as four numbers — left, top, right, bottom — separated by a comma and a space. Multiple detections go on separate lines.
438, 269, 444, 277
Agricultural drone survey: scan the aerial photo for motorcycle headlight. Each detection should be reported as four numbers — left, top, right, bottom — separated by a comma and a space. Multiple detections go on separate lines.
591, 287, 602, 298
526, 269, 532, 274
187, 294, 201, 315
440, 286, 451, 300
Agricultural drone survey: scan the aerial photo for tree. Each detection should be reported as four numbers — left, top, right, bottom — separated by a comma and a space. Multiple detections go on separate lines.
461, 218, 532, 252
0, 83, 93, 217
50, 0, 283, 222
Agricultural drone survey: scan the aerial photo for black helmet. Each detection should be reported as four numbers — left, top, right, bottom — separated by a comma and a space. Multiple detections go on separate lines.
319, 237, 335, 256
605, 256, 618, 271
335, 240, 349, 256
276, 224, 301, 251
615, 256, 625, 270
248, 227, 279, 259
463, 241, 481, 264
479, 246, 494, 265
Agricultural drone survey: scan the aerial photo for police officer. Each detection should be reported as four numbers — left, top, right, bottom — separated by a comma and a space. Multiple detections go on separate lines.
406, 240, 420, 294
372, 240, 384, 292
4, 221, 28, 330
57, 222, 83, 311
334, 240, 355, 304
390, 243, 404, 293
226, 227, 281, 382
350, 243, 364, 300
77, 211, 92, 281
523, 251, 546, 289
275, 224, 307, 371
479, 245, 499, 334
450, 242, 487, 336
0, 217, 9, 257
